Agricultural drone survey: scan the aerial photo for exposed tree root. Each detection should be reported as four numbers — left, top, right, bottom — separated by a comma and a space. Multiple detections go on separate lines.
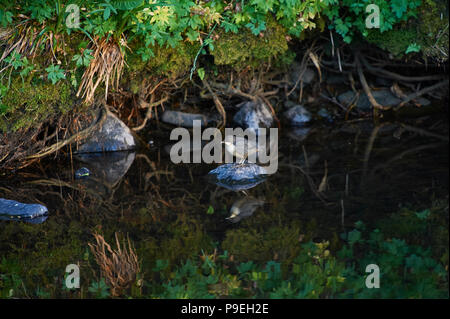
203, 79, 226, 129
395, 79, 449, 110
355, 53, 390, 111
25, 106, 108, 161
359, 54, 447, 83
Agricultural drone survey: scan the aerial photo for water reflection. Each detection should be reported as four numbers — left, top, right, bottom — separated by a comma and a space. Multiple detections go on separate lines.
226, 196, 265, 223
0, 115, 447, 296
74, 151, 136, 192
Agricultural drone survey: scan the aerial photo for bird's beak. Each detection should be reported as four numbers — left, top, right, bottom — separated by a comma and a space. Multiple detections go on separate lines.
227, 211, 238, 219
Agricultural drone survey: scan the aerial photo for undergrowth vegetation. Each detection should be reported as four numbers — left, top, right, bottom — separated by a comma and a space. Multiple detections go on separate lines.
0, 0, 441, 119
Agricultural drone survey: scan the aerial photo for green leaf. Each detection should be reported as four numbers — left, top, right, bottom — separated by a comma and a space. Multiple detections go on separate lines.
88, 279, 110, 298
347, 229, 362, 246
415, 209, 430, 220
206, 204, 213, 214
112, 0, 143, 11
391, 0, 408, 19
45, 65, 65, 84
405, 43, 421, 54
103, 7, 111, 20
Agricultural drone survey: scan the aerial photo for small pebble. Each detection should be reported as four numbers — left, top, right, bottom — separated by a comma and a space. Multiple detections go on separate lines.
75, 167, 90, 179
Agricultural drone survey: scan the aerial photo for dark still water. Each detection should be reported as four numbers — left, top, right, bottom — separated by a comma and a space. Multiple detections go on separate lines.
0, 113, 448, 298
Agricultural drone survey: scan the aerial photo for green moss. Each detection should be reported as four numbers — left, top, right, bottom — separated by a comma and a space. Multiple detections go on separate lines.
417, 0, 449, 61
127, 41, 199, 81
212, 17, 291, 70
0, 77, 75, 132
366, 28, 418, 58
366, 0, 448, 60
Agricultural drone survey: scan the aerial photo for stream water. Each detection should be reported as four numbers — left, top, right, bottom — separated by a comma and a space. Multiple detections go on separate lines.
0, 106, 448, 297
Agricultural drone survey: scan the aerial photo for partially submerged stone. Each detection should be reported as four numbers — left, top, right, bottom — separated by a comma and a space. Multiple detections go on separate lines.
337, 89, 402, 111
161, 110, 208, 128
208, 163, 268, 191
77, 111, 135, 153
283, 103, 312, 126
0, 198, 48, 223
338, 89, 431, 111
233, 101, 273, 135
75, 167, 91, 179
288, 62, 315, 87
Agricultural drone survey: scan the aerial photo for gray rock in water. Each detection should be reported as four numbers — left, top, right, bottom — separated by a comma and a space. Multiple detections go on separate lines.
161, 110, 208, 128
233, 101, 273, 135
413, 97, 432, 106
375, 77, 394, 87
208, 163, 268, 191
77, 111, 135, 153
0, 198, 48, 222
325, 74, 347, 85
283, 104, 312, 126
288, 62, 315, 87
337, 89, 402, 111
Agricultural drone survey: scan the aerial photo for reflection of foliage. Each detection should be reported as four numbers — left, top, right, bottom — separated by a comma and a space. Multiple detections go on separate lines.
88, 232, 140, 297
88, 278, 110, 299
147, 221, 448, 298
0, 175, 447, 299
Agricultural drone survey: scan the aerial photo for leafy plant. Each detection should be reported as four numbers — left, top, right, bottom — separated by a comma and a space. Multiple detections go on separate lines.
406, 43, 421, 54
45, 64, 66, 84
72, 49, 94, 67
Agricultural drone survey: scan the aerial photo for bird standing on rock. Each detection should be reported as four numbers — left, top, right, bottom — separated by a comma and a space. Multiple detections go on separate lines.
222, 135, 259, 164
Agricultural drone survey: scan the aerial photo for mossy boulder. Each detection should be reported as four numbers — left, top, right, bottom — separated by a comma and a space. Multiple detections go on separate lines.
212, 17, 292, 70
0, 77, 75, 132
126, 41, 200, 89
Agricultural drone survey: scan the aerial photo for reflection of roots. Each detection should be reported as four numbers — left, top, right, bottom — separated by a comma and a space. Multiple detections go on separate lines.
88, 232, 140, 297
77, 37, 126, 104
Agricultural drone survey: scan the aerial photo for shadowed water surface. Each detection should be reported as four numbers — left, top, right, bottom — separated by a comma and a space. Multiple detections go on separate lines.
0, 112, 448, 298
